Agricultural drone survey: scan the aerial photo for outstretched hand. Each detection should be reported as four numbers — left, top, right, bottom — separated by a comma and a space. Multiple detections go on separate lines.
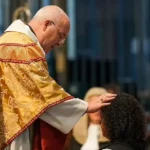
86, 93, 117, 113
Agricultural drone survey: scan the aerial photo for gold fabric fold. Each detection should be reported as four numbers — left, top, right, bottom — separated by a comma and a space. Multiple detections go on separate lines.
0, 32, 72, 149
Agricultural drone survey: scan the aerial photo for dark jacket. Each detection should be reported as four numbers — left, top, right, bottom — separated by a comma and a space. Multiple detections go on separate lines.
100, 141, 148, 150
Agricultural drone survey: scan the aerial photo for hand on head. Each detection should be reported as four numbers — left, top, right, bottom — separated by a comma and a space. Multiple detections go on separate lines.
86, 93, 117, 113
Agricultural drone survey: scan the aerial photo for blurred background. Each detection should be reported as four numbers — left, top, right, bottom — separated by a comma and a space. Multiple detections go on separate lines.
1, 0, 150, 136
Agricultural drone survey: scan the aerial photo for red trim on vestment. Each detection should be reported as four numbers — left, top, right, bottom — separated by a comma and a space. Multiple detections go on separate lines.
0, 42, 46, 64
0, 43, 37, 47
0, 57, 46, 64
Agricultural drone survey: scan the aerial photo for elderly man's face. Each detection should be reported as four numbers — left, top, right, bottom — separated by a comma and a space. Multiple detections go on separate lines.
50, 21, 66, 48
41, 20, 69, 53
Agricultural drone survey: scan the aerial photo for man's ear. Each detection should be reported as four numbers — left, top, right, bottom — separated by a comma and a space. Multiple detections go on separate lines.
43, 20, 51, 31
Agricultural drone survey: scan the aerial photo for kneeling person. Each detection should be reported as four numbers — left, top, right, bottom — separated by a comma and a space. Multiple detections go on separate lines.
100, 93, 147, 150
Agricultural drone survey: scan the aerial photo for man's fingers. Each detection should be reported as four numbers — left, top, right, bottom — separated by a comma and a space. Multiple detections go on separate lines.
98, 93, 117, 99
98, 93, 117, 103
105, 97, 116, 101
104, 93, 117, 97
100, 102, 111, 107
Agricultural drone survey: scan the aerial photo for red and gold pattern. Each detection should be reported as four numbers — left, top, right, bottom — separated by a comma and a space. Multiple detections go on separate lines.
0, 32, 72, 149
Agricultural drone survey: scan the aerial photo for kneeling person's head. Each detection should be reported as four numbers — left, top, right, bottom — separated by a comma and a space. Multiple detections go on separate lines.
100, 93, 146, 142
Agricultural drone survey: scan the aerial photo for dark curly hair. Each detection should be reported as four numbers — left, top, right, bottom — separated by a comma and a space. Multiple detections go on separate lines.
101, 92, 146, 142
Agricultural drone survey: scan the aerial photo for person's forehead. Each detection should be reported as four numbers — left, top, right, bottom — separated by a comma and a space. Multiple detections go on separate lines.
59, 18, 70, 30
59, 23, 69, 33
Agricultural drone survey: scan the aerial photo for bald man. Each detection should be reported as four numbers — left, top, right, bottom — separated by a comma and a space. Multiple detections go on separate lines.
0, 5, 116, 150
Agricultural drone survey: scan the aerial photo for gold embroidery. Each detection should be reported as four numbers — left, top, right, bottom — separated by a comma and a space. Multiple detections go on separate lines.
0, 31, 73, 149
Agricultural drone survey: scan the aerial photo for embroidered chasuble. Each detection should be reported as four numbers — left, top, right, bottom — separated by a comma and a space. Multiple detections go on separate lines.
0, 30, 73, 150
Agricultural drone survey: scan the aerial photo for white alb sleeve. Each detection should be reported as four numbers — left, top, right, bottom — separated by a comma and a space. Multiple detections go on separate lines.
39, 98, 88, 134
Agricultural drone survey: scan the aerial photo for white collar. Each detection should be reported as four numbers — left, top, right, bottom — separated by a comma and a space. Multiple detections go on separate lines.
5, 20, 45, 55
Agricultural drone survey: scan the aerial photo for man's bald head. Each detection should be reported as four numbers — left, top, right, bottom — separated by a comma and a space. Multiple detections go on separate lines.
28, 5, 70, 53
33, 5, 70, 32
